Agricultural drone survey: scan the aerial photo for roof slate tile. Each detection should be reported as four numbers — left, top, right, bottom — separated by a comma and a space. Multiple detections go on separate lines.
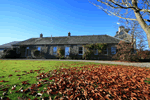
12, 35, 131, 46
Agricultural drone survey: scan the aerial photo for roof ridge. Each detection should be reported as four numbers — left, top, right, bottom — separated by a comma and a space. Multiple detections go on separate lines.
44, 34, 106, 38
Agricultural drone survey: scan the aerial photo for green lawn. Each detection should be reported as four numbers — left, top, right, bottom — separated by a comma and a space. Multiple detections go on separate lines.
0, 60, 106, 99
0, 60, 150, 100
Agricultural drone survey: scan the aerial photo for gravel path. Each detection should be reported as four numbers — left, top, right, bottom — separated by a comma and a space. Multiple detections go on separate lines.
1, 59, 150, 68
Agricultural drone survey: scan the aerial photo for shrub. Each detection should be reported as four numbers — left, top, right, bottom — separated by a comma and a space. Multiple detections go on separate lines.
136, 50, 150, 62
31, 49, 45, 59
82, 43, 107, 60
69, 53, 78, 59
1, 48, 21, 59
82, 49, 94, 60
56, 48, 65, 59
112, 41, 138, 62
60, 56, 65, 59
34, 50, 41, 57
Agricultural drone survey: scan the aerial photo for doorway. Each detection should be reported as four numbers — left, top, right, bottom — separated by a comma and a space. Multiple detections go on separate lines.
25, 47, 29, 57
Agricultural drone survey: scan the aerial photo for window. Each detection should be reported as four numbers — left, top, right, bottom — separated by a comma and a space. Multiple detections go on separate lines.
78, 47, 83, 55
65, 47, 70, 57
37, 47, 41, 51
94, 49, 98, 55
111, 47, 116, 54
53, 47, 57, 55
103, 47, 108, 55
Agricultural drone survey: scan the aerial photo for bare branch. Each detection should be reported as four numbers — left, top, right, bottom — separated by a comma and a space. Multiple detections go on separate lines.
89, 0, 150, 48
139, 9, 150, 13
90, 1, 150, 22
97, 0, 137, 10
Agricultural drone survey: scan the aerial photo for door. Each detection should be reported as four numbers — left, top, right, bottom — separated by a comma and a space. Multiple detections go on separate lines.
65, 47, 70, 57
25, 47, 29, 57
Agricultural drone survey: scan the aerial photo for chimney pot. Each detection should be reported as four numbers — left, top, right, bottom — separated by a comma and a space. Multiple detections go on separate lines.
51, 35, 53, 41
118, 26, 125, 33
40, 33, 43, 38
68, 32, 71, 36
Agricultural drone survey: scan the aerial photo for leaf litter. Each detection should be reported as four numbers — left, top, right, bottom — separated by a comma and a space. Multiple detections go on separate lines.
0, 63, 150, 100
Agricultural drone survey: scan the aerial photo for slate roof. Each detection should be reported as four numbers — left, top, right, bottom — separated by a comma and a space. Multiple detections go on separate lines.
12, 35, 131, 46
0, 41, 22, 48
114, 29, 133, 42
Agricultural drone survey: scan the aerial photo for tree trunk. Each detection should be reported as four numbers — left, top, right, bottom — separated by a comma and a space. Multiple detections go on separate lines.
133, 9, 150, 48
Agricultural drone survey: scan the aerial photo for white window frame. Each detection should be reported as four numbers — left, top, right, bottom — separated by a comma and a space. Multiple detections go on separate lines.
111, 46, 117, 54
78, 46, 83, 55
94, 49, 98, 55
103, 47, 108, 55
53, 47, 57, 55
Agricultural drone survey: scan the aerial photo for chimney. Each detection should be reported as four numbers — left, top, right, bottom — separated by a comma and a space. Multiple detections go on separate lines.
68, 32, 71, 36
116, 31, 118, 34
40, 33, 43, 38
51, 35, 53, 41
118, 26, 125, 33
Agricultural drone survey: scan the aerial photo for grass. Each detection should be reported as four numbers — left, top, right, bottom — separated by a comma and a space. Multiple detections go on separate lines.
0, 60, 150, 100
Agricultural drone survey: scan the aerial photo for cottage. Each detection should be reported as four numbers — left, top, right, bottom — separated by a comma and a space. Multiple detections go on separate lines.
11, 26, 136, 60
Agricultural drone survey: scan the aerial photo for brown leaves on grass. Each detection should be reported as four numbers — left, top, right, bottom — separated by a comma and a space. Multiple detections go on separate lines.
43, 64, 150, 100
0, 64, 150, 100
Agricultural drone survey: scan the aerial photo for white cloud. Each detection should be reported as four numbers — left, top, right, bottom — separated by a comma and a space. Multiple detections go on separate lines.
117, 22, 120, 25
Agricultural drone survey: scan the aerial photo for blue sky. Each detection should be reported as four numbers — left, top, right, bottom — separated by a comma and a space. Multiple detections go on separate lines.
0, 0, 149, 50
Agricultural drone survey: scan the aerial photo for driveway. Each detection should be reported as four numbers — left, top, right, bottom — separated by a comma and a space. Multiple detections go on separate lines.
1, 59, 150, 68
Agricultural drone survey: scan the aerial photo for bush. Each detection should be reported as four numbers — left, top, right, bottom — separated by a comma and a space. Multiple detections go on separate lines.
129, 53, 140, 62
112, 41, 138, 62
136, 50, 150, 59
136, 50, 150, 62
60, 56, 65, 59
34, 50, 41, 57
82, 50, 93, 60
31, 49, 45, 59
1, 48, 21, 59
69, 53, 79, 59
56, 48, 65, 59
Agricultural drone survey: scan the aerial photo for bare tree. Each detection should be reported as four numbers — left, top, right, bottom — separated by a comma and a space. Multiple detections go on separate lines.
89, 0, 150, 48
117, 19, 148, 51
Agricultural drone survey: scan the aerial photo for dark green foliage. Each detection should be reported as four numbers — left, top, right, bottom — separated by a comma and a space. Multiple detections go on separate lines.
82, 50, 93, 60
1, 48, 21, 59
31, 49, 45, 59
82, 43, 108, 60
56, 48, 65, 59
69, 53, 79, 59
33, 50, 41, 57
